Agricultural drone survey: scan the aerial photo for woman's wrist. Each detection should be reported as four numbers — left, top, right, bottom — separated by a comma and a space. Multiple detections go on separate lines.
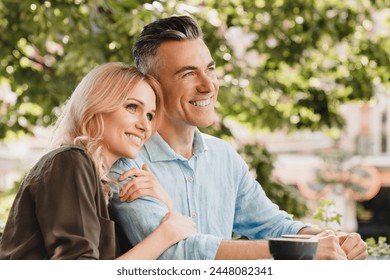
158, 217, 181, 245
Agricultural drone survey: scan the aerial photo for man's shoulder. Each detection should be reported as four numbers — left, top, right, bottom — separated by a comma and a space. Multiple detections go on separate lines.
110, 157, 142, 175
200, 132, 235, 151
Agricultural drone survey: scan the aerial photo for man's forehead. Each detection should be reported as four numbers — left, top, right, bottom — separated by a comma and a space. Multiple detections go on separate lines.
157, 39, 212, 68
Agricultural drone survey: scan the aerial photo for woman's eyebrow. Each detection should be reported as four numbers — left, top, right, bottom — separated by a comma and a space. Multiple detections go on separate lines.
126, 98, 144, 105
126, 98, 155, 113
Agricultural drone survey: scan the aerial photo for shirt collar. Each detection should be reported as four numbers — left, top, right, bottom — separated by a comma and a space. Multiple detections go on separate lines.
144, 128, 208, 162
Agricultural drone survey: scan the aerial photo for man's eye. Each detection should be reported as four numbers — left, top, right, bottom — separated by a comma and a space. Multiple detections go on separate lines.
183, 71, 195, 77
208, 66, 215, 72
127, 104, 137, 112
146, 113, 155, 121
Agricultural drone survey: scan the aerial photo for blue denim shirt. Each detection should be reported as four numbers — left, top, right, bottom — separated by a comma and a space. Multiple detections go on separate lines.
109, 129, 307, 259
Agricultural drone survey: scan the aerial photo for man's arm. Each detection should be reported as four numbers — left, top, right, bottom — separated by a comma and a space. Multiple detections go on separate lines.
109, 194, 222, 259
215, 240, 271, 259
110, 194, 276, 260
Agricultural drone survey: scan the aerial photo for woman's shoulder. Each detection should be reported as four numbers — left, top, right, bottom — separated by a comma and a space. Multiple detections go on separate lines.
27, 144, 93, 180
40, 144, 90, 164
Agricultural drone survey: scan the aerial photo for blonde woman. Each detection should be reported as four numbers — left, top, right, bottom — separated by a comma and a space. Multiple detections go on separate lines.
0, 63, 196, 260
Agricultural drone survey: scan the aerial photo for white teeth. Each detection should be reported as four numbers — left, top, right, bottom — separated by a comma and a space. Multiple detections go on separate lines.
128, 134, 141, 143
190, 98, 211, 107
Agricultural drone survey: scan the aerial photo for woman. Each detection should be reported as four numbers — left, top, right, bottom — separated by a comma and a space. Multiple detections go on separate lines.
0, 62, 196, 259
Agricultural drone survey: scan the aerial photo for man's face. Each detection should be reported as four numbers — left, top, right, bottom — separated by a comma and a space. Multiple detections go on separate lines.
155, 38, 219, 129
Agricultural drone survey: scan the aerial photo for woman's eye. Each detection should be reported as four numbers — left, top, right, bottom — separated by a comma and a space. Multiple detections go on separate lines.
127, 104, 137, 112
146, 113, 155, 121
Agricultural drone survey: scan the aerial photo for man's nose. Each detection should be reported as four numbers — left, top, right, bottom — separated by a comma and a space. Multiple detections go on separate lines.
197, 73, 216, 93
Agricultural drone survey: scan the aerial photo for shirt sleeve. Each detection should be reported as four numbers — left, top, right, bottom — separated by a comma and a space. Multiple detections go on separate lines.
32, 149, 102, 259
232, 152, 307, 239
109, 159, 222, 260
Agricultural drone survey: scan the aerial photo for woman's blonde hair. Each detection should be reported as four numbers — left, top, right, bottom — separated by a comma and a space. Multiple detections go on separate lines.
50, 62, 162, 198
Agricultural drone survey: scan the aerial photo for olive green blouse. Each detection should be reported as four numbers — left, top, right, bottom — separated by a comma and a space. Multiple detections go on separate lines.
0, 145, 117, 259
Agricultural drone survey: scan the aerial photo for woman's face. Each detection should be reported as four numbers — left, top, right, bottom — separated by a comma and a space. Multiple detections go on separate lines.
102, 80, 156, 167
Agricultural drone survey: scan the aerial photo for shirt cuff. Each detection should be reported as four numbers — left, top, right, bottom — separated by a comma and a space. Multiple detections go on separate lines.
183, 234, 223, 260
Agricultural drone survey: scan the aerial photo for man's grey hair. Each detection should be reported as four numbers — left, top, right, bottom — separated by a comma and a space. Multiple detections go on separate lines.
132, 15, 203, 76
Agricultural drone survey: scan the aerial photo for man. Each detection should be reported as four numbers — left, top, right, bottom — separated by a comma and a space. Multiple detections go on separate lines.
109, 15, 367, 260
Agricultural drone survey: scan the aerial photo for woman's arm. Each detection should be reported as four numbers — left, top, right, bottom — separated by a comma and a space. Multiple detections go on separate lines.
115, 212, 196, 260
117, 163, 173, 210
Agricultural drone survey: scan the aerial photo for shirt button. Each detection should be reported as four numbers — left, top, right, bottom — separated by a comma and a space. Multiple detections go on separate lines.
188, 176, 193, 183
192, 213, 197, 218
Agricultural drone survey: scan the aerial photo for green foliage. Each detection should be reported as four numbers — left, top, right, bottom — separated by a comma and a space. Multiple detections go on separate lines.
312, 200, 342, 229
1, 0, 390, 215
238, 143, 308, 218
1, 0, 390, 139
211, 0, 390, 133
366, 236, 390, 257
0, 178, 21, 223
0, 0, 177, 138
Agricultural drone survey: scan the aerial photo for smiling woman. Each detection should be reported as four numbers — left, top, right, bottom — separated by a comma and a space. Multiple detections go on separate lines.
101, 81, 157, 167
0, 62, 196, 260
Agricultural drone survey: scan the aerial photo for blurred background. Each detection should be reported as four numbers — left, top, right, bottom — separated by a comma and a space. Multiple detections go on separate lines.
1, 0, 390, 246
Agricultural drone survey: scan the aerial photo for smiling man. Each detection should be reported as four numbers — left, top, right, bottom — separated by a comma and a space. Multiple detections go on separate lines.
109, 15, 367, 260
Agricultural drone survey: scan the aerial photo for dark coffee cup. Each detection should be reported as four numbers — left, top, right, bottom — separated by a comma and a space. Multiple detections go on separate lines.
268, 238, 318, 260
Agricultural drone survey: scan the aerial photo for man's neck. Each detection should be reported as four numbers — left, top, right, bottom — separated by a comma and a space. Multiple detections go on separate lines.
158, 122, 196, 159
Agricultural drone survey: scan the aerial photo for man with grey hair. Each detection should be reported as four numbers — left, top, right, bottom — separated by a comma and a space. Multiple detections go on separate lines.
109, 15, 367, 260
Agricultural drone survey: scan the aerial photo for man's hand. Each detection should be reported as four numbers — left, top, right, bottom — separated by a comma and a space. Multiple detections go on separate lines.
313, 230, 348, 260
338, 232, 368, 260
299, 227, 368, 260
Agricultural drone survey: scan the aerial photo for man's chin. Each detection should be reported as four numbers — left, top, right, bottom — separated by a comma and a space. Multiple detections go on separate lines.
196, 120, 216, 128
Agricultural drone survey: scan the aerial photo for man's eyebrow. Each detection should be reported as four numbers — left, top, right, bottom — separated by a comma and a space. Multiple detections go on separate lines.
174, 65, 197, 75
174, 60, 216, 75
208, 61, 216, 68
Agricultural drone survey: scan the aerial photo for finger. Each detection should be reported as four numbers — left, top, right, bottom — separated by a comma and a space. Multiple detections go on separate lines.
119, 179, 152, 200
119, 180, 136, 196
314, 235, 348, 260
119, 176, 152, 196
337, 234, 349, 245
347, 246, 368, 260
118, 168, 147, 180
142, 163, 151, 172
121, 188, 154, 202
349, 249, 368, 260
311, 229, 335, 240
120, 184, 153, 202
340, 234, 368, 260
119, 177, 147, 194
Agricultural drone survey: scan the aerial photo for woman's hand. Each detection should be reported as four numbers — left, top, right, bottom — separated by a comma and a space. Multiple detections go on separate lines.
118, 164, 173, 210
160, 212, 197, 244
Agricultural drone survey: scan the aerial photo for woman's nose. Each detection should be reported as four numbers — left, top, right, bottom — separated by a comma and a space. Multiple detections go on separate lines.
135, 115, 151, 132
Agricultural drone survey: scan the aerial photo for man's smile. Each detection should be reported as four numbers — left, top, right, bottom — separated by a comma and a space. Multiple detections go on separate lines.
189, 97, 212, 107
